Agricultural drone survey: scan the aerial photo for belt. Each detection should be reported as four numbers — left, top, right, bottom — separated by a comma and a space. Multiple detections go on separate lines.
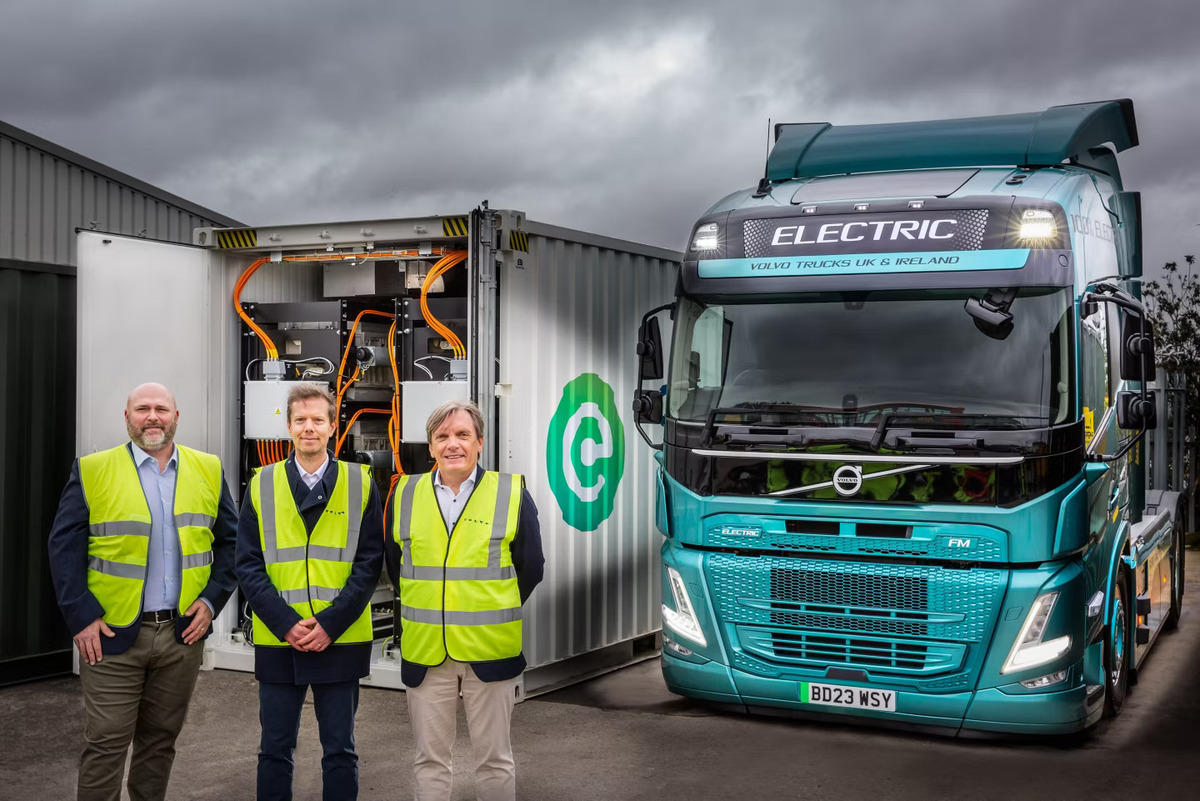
141, 609, 177, 624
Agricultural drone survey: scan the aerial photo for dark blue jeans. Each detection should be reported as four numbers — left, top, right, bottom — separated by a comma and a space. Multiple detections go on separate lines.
258, 679, 360, 801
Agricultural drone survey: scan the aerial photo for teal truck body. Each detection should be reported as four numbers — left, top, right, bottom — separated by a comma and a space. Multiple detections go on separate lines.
633, 100, 1186, 735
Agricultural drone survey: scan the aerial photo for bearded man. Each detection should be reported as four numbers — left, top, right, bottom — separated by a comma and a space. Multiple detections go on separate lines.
48, 382, 238, 801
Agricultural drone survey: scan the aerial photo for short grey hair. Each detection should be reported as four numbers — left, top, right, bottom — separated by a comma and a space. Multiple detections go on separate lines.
426, 400, 484, 442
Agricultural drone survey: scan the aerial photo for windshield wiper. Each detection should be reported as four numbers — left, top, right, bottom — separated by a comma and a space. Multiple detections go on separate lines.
871, 413, 1043, 452
701, 404, 828, 447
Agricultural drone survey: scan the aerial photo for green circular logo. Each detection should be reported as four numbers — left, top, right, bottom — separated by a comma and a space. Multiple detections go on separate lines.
546, 373, 625, 532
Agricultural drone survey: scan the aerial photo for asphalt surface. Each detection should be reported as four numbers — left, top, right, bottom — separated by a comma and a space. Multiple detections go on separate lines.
3, 549, 1199, 800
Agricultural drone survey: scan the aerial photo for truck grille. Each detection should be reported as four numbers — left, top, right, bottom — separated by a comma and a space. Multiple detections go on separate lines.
709, 554, 1005, 677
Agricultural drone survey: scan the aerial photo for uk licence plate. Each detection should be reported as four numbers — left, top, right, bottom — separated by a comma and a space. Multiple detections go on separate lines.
801, 682, 896, 712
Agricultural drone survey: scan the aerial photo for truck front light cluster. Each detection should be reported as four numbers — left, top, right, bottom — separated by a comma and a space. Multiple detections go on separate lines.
1002, 591, 1071, 674
1018, 208, 1057, 240
662, 566, 707, 647
690, 222, 720, 252
1020, 669, 1068, 689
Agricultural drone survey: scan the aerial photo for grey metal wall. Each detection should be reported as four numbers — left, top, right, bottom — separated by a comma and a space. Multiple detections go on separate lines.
0, 119, 242, 684
499, 222, 679, 669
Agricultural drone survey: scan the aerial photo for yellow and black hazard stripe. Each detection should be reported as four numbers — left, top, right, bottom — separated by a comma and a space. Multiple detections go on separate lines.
508, 230, 529, 252
442, 216, 469, 237
216, 228, 258, 249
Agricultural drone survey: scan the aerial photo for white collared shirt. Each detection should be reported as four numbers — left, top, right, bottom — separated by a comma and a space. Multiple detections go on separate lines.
433, 468, 478, 532
297, 454, 330, 490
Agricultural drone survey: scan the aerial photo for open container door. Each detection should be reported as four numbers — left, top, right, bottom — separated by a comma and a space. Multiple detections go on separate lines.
76, 229, 255, 672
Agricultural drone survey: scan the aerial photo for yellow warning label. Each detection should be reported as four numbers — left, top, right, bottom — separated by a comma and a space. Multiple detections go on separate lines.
442, 217, 469, 237
273, 407, 282, 415
508, 230, 529, 252
1083, 407, 1094, 443
216, 228, 258, 249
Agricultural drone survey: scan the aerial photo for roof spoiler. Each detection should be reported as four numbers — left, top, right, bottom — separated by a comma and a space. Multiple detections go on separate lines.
766, 99, 1138, 184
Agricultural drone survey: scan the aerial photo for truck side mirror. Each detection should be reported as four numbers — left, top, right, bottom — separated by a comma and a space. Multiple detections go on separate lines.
632, 389, 663, 424
1118, 310, 1155, 381
638, 316, 664, 381
1116, 390, 1156, 430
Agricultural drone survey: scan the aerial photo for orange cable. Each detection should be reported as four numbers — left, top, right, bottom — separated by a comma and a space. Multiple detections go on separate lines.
234, 258, 278, 359
420, 252, 467, 358
335, 408, 392, 455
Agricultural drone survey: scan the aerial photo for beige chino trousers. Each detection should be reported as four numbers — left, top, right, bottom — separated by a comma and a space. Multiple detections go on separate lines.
406, 659, 520, 801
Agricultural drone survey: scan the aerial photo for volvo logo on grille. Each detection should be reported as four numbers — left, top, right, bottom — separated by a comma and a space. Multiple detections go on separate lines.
832, 464, 863, 497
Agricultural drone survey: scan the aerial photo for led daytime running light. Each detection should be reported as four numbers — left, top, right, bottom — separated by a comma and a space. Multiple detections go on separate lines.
661, 567, 707, 647
1002, 591, 1071, 673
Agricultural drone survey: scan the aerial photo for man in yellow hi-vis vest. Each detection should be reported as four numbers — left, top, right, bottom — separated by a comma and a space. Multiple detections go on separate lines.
236, 383, 382, 801
48, 382, 238, 801
386, 400, 544, 801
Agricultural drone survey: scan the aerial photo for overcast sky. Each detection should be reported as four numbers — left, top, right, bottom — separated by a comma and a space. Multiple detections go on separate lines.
2, 0, 1198, 275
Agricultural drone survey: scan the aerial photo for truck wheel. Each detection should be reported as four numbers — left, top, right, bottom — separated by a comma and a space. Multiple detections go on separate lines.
1103, 566, 1132, 718
1165, 506, 1185, 630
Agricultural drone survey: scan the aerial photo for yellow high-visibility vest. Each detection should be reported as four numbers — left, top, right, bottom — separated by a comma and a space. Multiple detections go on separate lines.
79, 444, 222, 627
392, 471, 523, 665
249, 460, 374, 647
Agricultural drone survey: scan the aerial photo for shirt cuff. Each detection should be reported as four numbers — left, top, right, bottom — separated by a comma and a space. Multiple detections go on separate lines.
198, 597, 215, 615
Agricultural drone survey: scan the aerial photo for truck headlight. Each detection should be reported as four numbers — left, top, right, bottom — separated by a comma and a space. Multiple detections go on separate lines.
1018, 209, 1057, 240
690, 222, 720, 252
662, 566, 707, 647
1001, 591, 1071, 674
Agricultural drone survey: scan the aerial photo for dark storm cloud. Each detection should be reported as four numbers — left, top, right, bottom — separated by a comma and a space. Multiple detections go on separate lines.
1, 0, 1198, 269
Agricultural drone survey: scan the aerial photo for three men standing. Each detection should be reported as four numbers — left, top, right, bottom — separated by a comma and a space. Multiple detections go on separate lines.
236, 383, 383, 801
48, 382, 239, 801
386, 400, 544, 801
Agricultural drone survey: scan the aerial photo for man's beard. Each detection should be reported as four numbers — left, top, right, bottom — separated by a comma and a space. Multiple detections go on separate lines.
128, 419, 177, 451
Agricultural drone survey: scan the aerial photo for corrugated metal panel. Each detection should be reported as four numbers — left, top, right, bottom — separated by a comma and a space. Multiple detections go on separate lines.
0, 262, 76, 684
0, 121, 241, 268
499, 230, 678, 668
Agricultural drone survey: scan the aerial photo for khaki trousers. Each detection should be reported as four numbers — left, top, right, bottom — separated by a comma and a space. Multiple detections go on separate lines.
77, 619, 205, 801
406, 660, 519, 801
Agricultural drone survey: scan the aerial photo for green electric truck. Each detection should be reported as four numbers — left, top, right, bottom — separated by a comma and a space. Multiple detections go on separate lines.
633, 99, 1187, 735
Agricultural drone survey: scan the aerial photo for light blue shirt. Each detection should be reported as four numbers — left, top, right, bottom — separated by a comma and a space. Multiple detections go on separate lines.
433, 468, 477, 532
130, 442, 213, 614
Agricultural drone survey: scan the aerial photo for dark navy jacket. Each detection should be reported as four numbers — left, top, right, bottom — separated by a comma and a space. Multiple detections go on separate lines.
383, 464, 544, 687
236, 453, 384, 685
47, 442, 239, 655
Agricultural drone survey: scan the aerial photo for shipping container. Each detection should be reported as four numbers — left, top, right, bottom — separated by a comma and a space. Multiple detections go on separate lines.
0, 118, 241, 686
75, 208, 679, 695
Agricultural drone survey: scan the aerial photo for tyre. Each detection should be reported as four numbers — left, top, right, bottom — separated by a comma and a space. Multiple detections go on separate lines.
1103, 566, 1132, 718
1165, 505, 1185, 630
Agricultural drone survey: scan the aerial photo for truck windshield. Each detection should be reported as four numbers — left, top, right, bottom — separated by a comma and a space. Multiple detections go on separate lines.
667, 287, 1074, 429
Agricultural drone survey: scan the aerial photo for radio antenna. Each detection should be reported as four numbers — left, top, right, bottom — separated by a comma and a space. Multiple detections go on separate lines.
753, 117, 772, 197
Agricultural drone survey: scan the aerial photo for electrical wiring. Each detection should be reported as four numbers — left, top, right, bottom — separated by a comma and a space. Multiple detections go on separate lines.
420, 251, 468, 358
334, 310, 394, 401
237, 248, 448, 363
387, 320, 404, 478
413, 355, 451, 380
334, 408, 391, 455
288, 356, 336, 379
233, 257, 278, 359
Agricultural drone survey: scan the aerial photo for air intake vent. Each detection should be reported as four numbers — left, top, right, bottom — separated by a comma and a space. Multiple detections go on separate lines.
784, 519, 840, 536
855, 523, 911, 539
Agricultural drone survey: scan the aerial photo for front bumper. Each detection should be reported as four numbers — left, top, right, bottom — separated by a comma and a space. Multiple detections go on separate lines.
662, 648, 1098, 735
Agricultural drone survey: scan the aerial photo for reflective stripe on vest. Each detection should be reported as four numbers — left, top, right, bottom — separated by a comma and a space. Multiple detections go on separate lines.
250, 460, 373, 647
392, 471, 523, 665
79, 444, 222, 628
